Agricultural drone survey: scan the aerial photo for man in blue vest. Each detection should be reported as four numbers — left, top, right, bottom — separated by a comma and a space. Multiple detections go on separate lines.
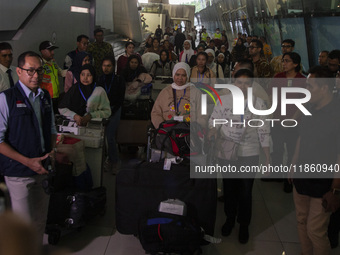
0, 51, 57, 241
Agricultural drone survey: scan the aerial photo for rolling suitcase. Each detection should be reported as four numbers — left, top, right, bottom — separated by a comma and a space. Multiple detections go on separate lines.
115, 160, 217, 236
45, 161, 106, 245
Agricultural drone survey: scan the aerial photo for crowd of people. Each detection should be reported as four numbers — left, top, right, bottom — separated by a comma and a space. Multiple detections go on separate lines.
145, 25, 340, 254
0, 23, 340, 255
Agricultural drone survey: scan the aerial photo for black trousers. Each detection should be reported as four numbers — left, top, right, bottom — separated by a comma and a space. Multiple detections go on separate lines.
220, 155, 259, 226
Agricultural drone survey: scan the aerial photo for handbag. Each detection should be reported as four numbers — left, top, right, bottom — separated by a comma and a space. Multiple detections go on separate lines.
216, 102, 255, 161
216, 138, 239, 161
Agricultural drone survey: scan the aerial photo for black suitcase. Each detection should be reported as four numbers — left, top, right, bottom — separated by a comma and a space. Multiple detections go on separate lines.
115, 161, 217, 236
46, 187, 107, 245
121, 99, 154, 120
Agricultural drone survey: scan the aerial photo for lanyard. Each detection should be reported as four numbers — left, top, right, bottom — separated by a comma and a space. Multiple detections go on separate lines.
172, 88, 186, 116
104, 74, 114, 94
198, 72, 204, 82
79, 83, 96, 102
130, 71, 137, 81
241, 101, 248, 122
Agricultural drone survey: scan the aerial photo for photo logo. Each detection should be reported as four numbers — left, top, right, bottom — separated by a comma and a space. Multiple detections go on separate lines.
201, 84, 311, 128
201, 84, 311, 116
198, 83, 222, 106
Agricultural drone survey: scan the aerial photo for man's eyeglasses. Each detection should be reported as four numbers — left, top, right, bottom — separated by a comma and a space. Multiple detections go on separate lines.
281, 45, 292, 48
0, 54, 13, 58
19, 67, 44, 76
249, 46, 259, 49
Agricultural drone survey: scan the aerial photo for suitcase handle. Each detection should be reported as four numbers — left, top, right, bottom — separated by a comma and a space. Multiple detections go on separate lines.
134, 161, 195, 187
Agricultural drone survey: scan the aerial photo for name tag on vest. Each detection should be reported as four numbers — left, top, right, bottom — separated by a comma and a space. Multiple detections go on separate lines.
16, 100, 27, 108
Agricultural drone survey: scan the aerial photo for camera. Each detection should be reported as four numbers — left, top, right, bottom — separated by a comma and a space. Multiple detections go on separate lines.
42, 156, 53, 173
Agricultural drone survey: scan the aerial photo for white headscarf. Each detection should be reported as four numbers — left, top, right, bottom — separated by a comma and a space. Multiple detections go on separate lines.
205, 48, 216, 69
171, 62, 192, 90
218, 52, 225, 58
181, 40, 195, 63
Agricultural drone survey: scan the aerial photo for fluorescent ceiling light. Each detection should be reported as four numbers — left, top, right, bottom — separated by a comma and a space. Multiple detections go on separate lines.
71, 6, 89, 13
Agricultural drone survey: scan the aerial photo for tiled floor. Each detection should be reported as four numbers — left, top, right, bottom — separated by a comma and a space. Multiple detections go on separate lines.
46, 156, 340, 255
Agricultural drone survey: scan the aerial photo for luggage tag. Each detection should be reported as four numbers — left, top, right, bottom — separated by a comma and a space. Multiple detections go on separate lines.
163, 158, 177, 170
203, 233, 222, 244
163, 158, 172, 170
174, 115, 183, 122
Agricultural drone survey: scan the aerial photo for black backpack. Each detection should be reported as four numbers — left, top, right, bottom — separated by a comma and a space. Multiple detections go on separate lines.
153, 121, 206, 159
139, 211, 204, 254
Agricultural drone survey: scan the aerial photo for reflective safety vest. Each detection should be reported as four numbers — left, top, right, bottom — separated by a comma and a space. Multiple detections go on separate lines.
201, 32, 208, 41
214, 33, 222, 39
41, 61, 60, 98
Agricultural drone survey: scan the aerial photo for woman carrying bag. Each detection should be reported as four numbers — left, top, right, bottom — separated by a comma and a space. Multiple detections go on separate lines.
208, 68, 270, 244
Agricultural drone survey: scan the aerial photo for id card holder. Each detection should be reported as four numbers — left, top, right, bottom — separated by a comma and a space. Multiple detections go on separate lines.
163, 158, 172, 170
174, 115, 184, 122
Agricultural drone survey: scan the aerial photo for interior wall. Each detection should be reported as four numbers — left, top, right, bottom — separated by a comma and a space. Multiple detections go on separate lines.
96, 0, 114, 32
112, 0, 142, 42
142, 13, 166, 34
0, 0, 40, 30
0, 0, 90, 68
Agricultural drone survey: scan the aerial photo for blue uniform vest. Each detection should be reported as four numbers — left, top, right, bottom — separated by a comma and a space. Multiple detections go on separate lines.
0, 82, 52, 177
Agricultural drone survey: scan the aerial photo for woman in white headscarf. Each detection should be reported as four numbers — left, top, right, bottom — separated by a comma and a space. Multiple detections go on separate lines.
179, 40, 196, 65
205, 48, 224, 79
151, 62, 204, 128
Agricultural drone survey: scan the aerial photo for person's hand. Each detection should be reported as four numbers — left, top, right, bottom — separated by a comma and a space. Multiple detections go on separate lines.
81, 114, 91, 126
26, 154, 49, 175
261, 157, 271, 178
207, 128, 217, 141
322, 191, 340, 213
288, 165, 295, 184
74, 114, 82, 126
265, 157, 270, 168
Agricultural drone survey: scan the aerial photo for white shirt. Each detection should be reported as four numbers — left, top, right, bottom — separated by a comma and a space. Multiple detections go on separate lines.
0, 63, 19, 92
209, 94, 270, 157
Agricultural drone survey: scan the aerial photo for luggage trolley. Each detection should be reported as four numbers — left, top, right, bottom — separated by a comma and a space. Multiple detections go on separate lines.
117, 82, 154, 152
45, 118, 108, 245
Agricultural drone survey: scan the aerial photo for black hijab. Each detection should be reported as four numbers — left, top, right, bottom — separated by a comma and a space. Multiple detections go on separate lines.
158, 49, 170, 66
121, 55, 147, 82
69, 52, 91, 83
59, 64, 97, 116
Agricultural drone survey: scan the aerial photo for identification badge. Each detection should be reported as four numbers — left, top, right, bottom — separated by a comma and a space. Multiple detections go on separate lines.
174, 115, 184, 122
16, 100, 26, 108
163, 158, 172, 170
